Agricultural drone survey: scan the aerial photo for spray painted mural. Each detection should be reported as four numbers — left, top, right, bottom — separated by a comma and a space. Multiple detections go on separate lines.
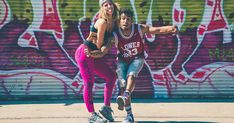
0, 0, 234, 100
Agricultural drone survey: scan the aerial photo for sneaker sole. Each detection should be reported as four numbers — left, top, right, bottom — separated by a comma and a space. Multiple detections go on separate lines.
116, 97, 125, 111
89, 120, 107, 123
99, 110, 114, 122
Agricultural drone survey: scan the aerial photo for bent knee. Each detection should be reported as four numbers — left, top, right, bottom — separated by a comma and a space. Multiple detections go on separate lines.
127, 75, 135, 80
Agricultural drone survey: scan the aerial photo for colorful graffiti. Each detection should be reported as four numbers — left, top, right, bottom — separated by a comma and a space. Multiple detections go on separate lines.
0, 0, 234, 100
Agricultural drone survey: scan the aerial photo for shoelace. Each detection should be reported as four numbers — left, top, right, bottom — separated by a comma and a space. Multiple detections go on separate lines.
106, 107, 114, 115
102, 106, 112, 113
107, 107, 113, 112
92, 112, 103, 120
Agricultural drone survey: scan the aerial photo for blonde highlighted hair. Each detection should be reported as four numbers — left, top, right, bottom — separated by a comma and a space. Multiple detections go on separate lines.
98, 2, 120, 33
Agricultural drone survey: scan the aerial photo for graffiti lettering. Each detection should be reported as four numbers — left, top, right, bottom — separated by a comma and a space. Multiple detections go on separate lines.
10, 55, 45, 67
209, 48, 234, 61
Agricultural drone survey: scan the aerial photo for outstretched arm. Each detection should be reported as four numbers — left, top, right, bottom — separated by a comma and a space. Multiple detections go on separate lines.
141, 24, 178, 35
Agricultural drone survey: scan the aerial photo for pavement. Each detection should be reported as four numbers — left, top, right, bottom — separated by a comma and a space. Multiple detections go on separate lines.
0, 99, 234, 123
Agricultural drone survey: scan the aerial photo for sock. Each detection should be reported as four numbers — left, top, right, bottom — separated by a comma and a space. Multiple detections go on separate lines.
123, 90, 131, 99
125, 105, 132, 115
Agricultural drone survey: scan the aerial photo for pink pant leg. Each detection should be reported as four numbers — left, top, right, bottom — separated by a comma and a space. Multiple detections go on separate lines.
94, 59, 117, 106
75, 44, 95, 113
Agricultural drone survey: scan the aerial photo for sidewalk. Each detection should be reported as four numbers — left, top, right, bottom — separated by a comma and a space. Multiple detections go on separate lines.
0, 99, 234, 123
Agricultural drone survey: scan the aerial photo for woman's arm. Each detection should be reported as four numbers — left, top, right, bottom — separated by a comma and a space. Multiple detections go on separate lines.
85, 36, 115, 58
95, 19, 107, 49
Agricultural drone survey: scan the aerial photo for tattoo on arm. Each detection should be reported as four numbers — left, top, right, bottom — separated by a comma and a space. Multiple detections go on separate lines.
89, 50, 104, 58
89, 36, 115, 58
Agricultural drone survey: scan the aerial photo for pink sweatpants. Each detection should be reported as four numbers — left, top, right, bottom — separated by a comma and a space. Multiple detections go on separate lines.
75, 44, 116, 113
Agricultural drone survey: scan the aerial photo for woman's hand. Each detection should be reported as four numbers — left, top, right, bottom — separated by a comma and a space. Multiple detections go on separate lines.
84, 48, 91, 57
84, 48, 104, 58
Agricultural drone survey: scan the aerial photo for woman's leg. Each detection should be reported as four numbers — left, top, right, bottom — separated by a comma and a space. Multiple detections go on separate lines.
94, 59, 116, 106
75, 44, 95, 113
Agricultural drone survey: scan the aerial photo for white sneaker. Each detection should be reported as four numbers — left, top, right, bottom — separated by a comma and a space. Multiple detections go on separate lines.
99, 105, 114, 122
88, 112, 107, 123
122, 114, 134, 123
116, 96, 126, 111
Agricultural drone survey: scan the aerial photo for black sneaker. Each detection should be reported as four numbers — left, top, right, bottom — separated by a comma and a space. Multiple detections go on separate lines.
99, 105, 114, 122
116, 96, 126, 111
88, 112, 107, 123
122, 114, 134, 123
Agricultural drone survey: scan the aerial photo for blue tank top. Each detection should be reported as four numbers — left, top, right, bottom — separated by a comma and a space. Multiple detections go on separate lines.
90, 24, 112, 46
86, 22, 113, 51
90, 24, 97, 33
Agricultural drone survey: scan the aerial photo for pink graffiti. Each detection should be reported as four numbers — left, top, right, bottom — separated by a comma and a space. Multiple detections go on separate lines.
40, 0, 63, 42
173, 9, 184, 23
197, 0, 230, 40
0, 0, 10, 29
18, 0, 64, 48
145, 0, 155, 42
0, 22, 78, 79
153, 63, 234, 97
0, 71, 83, 96
169, 0, 233, 83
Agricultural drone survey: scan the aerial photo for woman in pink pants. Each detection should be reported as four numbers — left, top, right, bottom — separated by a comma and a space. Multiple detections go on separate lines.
75, 0, 119, 122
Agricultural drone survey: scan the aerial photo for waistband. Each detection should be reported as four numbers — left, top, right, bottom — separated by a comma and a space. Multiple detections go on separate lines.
117, 53, 145, 63
83, 40, 98, 50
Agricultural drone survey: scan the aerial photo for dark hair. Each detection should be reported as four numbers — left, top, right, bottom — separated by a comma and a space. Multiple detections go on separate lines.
119, 8, 133, 19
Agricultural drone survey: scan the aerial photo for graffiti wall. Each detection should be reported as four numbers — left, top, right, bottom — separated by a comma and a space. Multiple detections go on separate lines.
0, 0, 234, 100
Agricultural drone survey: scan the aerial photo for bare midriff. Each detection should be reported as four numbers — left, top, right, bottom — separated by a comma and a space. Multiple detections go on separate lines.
86, 32, 97, 45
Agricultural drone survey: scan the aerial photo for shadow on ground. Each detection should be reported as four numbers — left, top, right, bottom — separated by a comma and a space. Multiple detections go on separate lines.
1, 98, 234, 106
136, 121, 216, 123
